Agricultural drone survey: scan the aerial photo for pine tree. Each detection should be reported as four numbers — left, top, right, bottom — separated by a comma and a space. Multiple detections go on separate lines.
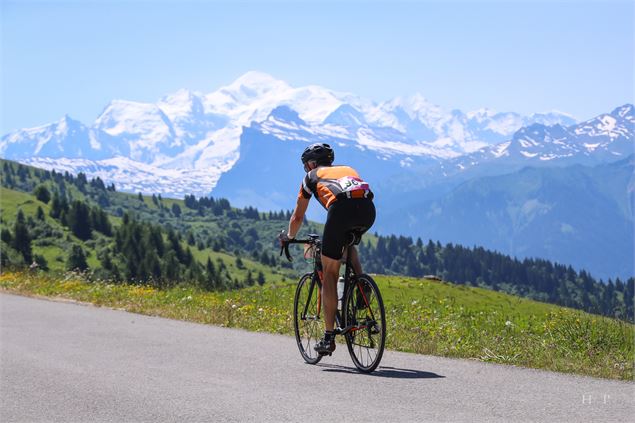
245, 270, 254, 286
162, 251, 180, 282
33, 185, 51, 204
235, 257, 244, 269
68, 200, 92, 240
76, 172, 88, 192
33, 254, 49, 271
183, 247, 194, 266
17, 165, 29, 182
143, 249, 162, 281
204, 257, 218, 291
4, 171, 14, 187
90, 176, 106, 191
93, 208, 112, 236
1, 228, 12, 244
12, 210, 32, 264
100, 250, 114, 271
67, 245, 88, 271
49, 191, 62, 218
150, 226, 165, 257
171, 203, 182, 217
624, 278, 634, 321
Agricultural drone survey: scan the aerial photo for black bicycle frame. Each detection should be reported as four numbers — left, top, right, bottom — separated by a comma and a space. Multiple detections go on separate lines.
285, 234, 376, 333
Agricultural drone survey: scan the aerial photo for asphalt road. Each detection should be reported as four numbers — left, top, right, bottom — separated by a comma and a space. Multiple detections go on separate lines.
1, 293, 633, 422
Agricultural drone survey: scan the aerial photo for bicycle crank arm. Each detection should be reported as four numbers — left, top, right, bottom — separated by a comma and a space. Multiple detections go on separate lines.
335, 323, 371, 335
334, 325, 354, 335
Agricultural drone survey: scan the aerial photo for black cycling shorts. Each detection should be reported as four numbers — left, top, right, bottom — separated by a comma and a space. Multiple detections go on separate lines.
322, 198, 376, 260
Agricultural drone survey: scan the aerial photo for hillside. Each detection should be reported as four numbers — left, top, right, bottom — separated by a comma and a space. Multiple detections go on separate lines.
0, 158, 633, 322
0, 160, 305, 289
380, 156, 635, 280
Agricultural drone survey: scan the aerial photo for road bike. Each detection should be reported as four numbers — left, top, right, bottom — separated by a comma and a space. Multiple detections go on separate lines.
281, 231, 386, 373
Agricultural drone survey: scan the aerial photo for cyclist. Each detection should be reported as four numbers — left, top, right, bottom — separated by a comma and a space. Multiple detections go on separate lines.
279, 143, 376, 355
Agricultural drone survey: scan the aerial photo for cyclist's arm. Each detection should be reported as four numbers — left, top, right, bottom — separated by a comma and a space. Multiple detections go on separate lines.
288, 196, 309, 239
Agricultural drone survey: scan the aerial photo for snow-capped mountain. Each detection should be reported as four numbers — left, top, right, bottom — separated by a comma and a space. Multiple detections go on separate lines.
1, 115, 102, 160
2, 73, 633, 279
1, 71, 583, 197
208, 101, 633, 281
447, 104, 634, 174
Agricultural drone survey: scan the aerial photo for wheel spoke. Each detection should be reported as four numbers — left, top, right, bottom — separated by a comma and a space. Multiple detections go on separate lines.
294, 274, 322, 364
344, 275, 385, 372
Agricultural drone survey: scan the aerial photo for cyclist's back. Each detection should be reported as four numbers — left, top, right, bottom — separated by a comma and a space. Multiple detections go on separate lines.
300, 165, 373, 210
281, 143, 376, 355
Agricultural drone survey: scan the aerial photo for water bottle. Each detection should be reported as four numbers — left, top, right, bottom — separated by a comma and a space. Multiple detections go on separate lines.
337, 276, 345, 310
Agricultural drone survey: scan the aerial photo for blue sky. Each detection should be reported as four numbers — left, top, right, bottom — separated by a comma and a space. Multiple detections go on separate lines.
1, 0, 633, 133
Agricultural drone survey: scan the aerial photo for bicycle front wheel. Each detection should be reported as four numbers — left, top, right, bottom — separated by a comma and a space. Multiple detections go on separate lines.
343, 274, 386, 373
293, 273, 323, 365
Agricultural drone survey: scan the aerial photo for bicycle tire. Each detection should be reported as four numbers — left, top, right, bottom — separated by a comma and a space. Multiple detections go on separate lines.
343, 274, 386, 373
293, 273, 323, 365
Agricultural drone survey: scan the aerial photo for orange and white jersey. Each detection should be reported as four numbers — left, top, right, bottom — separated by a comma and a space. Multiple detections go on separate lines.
298, 165, 373, 210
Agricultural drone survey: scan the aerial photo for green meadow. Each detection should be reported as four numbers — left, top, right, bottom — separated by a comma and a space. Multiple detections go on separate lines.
2, 271, 632, 381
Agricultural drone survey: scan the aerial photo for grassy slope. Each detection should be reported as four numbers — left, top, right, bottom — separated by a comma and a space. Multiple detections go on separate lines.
0, 186, 283, 283
1, 271, 632, 381
1, 187, 101, 268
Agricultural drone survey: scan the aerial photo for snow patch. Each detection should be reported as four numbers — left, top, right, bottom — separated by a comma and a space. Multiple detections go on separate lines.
492, 141, 511, 158
521, 151, 538, 158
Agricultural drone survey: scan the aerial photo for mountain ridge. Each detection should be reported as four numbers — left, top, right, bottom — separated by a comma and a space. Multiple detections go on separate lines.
377, 156, 634, 280
1, 73, 632, 279
0, 71, 594, 197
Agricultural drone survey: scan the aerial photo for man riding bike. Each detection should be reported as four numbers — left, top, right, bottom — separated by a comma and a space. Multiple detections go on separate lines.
279, 143, 376, 355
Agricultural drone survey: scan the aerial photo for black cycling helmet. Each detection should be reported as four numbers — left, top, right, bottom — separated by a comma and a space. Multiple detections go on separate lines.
301, 143, 334, 166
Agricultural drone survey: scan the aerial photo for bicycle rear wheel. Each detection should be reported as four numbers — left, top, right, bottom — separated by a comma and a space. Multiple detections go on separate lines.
293, 273, 323, 365
343, 274, 386, 373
